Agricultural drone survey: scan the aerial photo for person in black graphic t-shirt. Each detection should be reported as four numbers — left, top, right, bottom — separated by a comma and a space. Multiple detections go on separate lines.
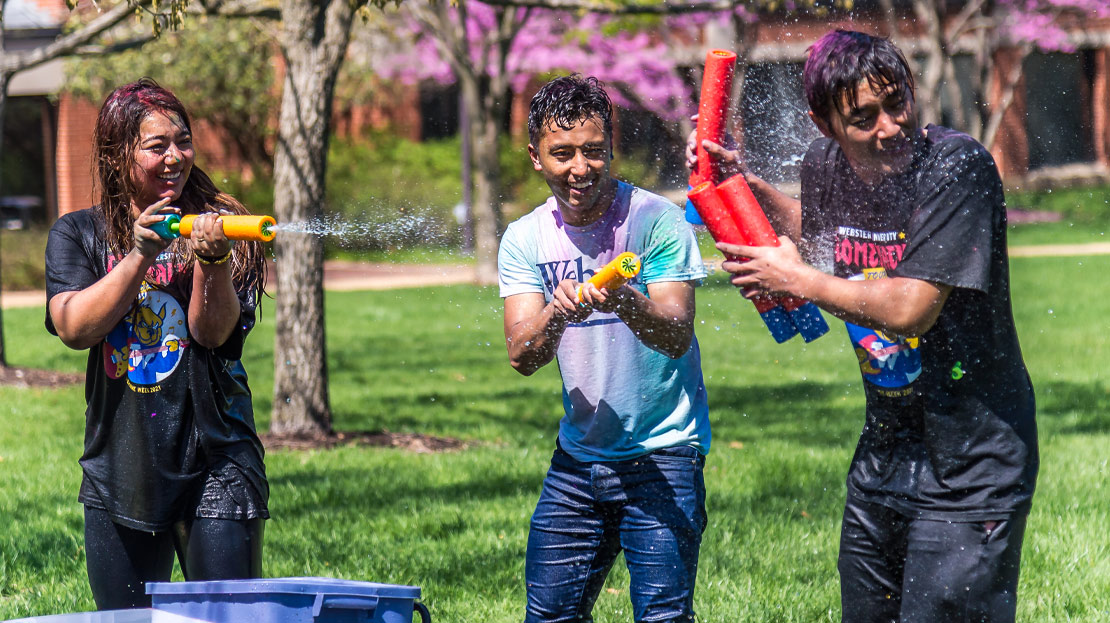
688, 30, 1036, 623
45, 79, 270, 610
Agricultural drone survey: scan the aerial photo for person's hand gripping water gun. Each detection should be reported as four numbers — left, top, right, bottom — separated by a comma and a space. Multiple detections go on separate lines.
712, 175, 829, 342
576, 252, 642, 304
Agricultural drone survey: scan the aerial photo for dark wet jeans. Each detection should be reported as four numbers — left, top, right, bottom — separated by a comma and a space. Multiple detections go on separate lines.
838, 496, 1028, 623
524, 444, 707, 623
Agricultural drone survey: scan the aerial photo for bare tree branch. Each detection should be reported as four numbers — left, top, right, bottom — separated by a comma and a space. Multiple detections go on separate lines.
981, 41, 1032, 150
185, 0, 281, 20
71, 34, 155, 55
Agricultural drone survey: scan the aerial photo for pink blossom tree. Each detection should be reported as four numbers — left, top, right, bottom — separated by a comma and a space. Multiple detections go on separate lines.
371, 3, 707, 283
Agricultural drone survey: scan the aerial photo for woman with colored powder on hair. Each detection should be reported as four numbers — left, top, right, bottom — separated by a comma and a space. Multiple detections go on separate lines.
45, 78, 269, 609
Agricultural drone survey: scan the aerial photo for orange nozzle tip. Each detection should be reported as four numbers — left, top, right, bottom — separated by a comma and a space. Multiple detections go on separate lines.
691, 181, 714, 194
259, 215, 277, 242
710, 49, 737, 58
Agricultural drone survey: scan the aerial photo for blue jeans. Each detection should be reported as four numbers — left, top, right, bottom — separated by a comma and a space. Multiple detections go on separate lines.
524, 444, 707, 623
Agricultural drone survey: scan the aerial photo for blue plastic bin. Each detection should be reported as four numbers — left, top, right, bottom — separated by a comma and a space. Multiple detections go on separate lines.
147, 578, 429, 623
4, 610, 208, 623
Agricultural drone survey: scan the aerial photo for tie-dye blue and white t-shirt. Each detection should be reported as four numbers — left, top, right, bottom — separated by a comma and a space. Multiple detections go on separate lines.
498, 181, 710, 462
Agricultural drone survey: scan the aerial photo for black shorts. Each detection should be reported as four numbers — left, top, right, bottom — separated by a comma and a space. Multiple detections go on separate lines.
837, 496, 1028, 623
194, 456, 269, 521
80, 456, 268, 526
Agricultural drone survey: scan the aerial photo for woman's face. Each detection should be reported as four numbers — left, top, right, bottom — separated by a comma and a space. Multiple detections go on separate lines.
129, 110, 195, 217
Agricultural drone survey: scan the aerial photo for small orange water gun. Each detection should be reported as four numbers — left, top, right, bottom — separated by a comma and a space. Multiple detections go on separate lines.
152, 214, 277, 242
576, 252, 641, 302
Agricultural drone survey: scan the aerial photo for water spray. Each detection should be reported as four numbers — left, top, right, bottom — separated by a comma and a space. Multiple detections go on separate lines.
151, 214, 277, 242
576, 252, 641, 303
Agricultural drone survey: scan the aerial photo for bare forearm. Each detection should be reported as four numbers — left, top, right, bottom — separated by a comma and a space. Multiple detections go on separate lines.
506, 303, 569, 376
612, 288, 693, 359
746, 173, 802, 240
188, 263, 241, 348
789, 266, 946, 337
49, 249, 155, 350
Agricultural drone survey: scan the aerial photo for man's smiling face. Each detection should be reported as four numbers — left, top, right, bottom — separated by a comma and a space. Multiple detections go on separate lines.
528, 115, 616, 227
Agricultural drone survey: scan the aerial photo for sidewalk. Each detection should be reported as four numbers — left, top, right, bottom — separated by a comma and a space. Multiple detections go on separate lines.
278, 260, 475, 292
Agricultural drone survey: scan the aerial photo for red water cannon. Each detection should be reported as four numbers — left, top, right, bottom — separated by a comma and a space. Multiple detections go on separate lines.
684, 48, 828, 343
690, 49, 738, 190
688, 181, 797, 342
685, 50, 737, 226
715, 175, 829, 342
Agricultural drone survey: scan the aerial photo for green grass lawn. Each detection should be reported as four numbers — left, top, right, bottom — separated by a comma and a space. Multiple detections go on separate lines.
1, 239, 1109, 621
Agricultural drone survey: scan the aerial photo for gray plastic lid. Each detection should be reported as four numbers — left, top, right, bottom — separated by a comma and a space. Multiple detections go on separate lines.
146, 577, 420, 599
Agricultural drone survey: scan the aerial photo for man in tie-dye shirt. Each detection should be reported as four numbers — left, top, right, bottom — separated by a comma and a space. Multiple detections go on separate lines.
498, 74, 710, 623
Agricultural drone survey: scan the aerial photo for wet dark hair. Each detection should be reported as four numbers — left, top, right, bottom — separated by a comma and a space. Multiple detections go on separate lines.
803, 30, 915, 126
93, 77, 265, 296
527, 74, 613, 147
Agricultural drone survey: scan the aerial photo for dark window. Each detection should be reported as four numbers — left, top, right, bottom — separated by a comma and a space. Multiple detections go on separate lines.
1024, 51, 1095, 169
420, 83, 460, 139
614, 106, 687, 188
1, 96, 47, 198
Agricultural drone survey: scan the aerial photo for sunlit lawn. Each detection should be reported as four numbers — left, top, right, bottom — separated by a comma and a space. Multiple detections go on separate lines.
1, 227, 1108, 621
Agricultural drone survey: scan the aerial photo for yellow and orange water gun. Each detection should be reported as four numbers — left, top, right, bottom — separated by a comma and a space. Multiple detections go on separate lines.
151, 214, 277, 242
576, 252, 641, 302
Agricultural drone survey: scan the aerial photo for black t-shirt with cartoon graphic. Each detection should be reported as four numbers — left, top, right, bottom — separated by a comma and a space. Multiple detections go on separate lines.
45, 208, 268, 531
800, 125, 1037, 520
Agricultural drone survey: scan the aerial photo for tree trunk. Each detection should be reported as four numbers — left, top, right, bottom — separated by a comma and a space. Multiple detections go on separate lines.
912, 0, 946, 127
0, 71, 9, 368
405, 2, 531, 285
464, 74, 504, 286
269, 0, 356, 437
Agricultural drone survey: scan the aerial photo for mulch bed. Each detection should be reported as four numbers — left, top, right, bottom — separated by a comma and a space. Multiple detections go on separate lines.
260, 430, 469, 453
0, 365, 84, 388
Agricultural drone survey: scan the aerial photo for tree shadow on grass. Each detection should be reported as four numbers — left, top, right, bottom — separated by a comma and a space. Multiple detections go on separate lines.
698, 381, 863, 449
267, 462, 541, 521
0, 493, 84, 577
1032, 380, 1110, 435
341, 385, 557, 424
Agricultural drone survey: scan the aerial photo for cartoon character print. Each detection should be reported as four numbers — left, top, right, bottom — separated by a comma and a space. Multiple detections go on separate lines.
102, 284, 188, 387
845, 267, 922, 389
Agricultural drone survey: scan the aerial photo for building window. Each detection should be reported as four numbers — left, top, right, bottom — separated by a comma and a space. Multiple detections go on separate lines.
1024, 50, 1095, 170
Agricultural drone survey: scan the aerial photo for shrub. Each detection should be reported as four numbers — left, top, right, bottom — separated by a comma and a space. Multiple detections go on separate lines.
1007, 184, 1110, 225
